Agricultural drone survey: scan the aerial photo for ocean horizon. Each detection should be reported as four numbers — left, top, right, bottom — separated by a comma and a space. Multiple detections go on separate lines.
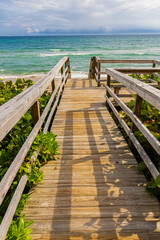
0, 34, 160, 80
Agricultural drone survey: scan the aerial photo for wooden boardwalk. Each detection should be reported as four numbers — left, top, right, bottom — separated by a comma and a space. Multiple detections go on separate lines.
24, 78, 160, 240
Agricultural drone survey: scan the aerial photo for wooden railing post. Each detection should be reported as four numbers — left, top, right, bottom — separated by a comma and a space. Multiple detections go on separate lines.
97, 62, 101, 87
65, 58, 71, 79
88, 58, 92, 79
106, 75, 111, 99
61, 66, 64, 80
51, 79, 55, 92
151, 62, 156, 79
32, 100, 40, 126
131, 95, 143, 133
114, 87, 121, 95
91, 57, 96, 79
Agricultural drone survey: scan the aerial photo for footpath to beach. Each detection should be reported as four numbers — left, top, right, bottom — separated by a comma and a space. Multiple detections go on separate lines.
1, 57, 160, 240
24, 77, 160, 240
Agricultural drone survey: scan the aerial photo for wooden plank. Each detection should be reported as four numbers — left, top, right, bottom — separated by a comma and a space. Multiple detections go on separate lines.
99, 59, 154, 64
153, 73, 160, 78
23, 206, 160, 219
154, 60, 160, 65
115, 67, 160, 74
27, 232, 160, 240
0, 175, 28, 240
24, 218, 160, 233
131, 95, 143, 133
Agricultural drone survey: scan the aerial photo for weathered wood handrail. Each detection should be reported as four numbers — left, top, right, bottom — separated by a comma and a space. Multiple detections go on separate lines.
0, 57, 71, 239
0, 57, 70, 142
89, 57, 160, 86
104, 67, 160, 180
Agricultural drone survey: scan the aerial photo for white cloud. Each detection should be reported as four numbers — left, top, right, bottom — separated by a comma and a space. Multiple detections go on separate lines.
0, 0, 160, 35
27, 27, 32, 33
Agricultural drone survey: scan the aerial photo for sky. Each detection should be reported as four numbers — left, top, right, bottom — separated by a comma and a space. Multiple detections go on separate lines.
0, 0, 160, 36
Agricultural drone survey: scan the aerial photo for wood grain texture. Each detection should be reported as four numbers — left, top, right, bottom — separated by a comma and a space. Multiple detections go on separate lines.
0, 57, 68, 142
24, 78, 160, 240
105, 68, 160, 110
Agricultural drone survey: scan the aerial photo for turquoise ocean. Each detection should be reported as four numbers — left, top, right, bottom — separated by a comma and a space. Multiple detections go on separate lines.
0, 35, 160, 79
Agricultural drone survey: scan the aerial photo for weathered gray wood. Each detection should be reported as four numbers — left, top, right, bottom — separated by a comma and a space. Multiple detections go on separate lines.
61, 66, 64, 79
31, 100, 40, 126
105, 94, 159, 180
0, 73, 67, 205
106, 75, 111, 98
0, 175, 28, 240
91, 57, 96, 79
95, 66, 98, 74
131, 95, 143, 133
95, 56, 100, 62
105, 85, 160, 155
105, 68, 160, 110
43, 72, 68, 133
88, 58, 93, 79
114, 87, 121, 95
114, 68, 160, 74
96, 71, 105, 75
110, 82, 157, 88
51, 79, 55, 92
97, 62, 101, 87
153, 73, 160, 78
153, 60, 160, 65
0, 86, 32, 112
99, 59, 153, 64
66, 58, 71, 78
95, 57, 101, 86
151, 63, 156, 79
0, 57, 69, 142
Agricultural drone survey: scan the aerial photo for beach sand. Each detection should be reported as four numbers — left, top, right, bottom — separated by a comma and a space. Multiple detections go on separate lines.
0, 71, 88, 83
0, 74, 45, 83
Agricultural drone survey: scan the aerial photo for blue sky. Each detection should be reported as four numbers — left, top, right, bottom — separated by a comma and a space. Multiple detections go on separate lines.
0, 0, 160, 35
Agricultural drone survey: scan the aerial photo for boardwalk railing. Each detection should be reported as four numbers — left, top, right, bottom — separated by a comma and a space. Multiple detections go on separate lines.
104, 67, 160, 180
89, 57, 160, 87
0, 57, 71, 239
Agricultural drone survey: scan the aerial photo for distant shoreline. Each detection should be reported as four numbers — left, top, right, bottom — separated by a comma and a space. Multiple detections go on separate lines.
1, 33, 160, 37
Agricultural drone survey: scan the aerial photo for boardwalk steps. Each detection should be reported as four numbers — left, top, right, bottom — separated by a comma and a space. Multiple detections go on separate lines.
24, 78, 160, 239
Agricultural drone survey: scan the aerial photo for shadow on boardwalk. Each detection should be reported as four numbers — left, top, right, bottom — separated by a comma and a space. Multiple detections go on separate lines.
51, 82, 159, 240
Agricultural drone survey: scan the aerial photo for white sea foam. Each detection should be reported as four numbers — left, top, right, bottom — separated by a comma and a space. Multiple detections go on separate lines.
0, 71, 88, 82
49, 49, 61, 52
39, 52, 93, 57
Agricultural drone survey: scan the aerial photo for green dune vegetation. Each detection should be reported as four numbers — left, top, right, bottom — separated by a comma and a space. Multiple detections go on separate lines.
114, 74, 160, 196
0, 79, 59, 239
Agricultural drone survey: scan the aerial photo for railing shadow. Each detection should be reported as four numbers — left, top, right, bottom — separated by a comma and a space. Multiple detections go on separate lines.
51, 83, 159, 239
71, 78, 93, 90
